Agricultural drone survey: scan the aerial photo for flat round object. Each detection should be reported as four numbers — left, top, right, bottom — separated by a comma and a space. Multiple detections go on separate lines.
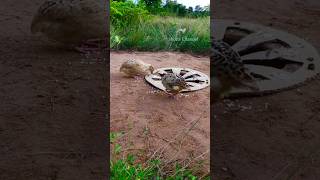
145, 67, 210, 92
212, 19, 320, 96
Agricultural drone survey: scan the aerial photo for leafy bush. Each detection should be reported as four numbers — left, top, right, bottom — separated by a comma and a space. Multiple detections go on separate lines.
110, 0, 210, 54
110, 0, 150, 27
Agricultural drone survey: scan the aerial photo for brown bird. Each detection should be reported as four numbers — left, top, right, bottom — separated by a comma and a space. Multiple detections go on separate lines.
120, 59, 154, 78
161, 73, 189, 96
31, 0, 106, 52
211, 39, 258, 100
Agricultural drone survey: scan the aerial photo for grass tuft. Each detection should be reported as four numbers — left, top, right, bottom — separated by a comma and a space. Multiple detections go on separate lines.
110, 132, 210, 180
111, 16, 210, 54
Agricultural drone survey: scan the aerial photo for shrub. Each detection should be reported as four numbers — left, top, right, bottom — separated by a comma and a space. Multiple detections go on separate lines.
110, 0, 150, 27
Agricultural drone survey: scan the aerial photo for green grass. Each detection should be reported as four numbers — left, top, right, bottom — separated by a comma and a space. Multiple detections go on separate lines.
111, 155, 207, 180
110, 132, 210, 180
110, 16, 210, 54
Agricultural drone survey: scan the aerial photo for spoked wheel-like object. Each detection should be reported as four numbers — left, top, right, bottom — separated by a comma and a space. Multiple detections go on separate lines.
213, 19, 320, 96
145, 67, 210, 92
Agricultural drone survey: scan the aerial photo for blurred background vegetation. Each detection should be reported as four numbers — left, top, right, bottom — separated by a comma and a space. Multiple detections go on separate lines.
110, 0, 210, 54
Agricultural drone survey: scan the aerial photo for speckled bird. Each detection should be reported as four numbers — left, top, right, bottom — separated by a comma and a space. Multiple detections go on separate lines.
161, 73, 189, 96
31, 0, 106, 52
120, 59, 154, 78
211, 39, 258, 100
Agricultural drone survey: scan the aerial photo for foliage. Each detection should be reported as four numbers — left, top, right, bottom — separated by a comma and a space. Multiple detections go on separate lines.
140, 0, 162, 14
110, 0, 210, 54
111, 15, 210, 54
154, 0, 209, 18
110, 132, 210, 180
162, 0, 188, 17
110, 0, 150, 27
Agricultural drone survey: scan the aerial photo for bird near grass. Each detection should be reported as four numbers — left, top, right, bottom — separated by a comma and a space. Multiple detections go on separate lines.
120, 59, 154, 78
211, 39, 258, 100
161, 73, 189, 97
31, 0, 106, 53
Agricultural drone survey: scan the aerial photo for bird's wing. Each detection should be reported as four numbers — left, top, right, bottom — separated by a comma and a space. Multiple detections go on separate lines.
213, 40, 256, 81
212, 40, 259, 91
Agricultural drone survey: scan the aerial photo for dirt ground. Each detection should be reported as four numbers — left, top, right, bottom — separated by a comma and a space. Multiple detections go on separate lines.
110, 52, 210, 175
213, 0, 320, 179
0, 0, 108, 179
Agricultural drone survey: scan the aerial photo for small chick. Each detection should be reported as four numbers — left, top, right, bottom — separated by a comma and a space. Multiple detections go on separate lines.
211, 39, 258, 100
120, 59, 154, 78
31, 0, 106, 52
161, 73, 188, 96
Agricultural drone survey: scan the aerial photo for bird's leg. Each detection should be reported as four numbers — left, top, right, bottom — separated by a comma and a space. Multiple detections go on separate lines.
169, 94, 176, 99
166, 93, 175, 99
164, 91, 176, 99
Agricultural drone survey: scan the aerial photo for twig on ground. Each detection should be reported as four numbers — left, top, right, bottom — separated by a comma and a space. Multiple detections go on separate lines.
172, 149, 209, 177
144, 110, 207, 174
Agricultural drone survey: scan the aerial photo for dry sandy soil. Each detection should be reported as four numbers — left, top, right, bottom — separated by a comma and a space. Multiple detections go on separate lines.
0, 0, 108, 179
110, 52, 210, 176
213, 0, 320, 179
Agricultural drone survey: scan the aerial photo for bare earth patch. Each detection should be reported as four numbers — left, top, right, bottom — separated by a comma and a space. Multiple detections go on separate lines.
110, 51, 210, 175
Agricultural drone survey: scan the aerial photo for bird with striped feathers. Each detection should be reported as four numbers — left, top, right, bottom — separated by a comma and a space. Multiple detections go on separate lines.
211, 39, 258, 100
31, 0, 107, 52
161, 73, 189, 97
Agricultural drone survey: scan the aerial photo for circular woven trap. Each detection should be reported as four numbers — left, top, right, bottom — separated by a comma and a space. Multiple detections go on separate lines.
213, 19, 320, 96
145, 67, 210, 92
